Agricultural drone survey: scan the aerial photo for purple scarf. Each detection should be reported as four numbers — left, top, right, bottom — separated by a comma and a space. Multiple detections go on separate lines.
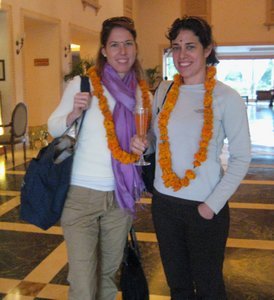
101, 63, 144, 212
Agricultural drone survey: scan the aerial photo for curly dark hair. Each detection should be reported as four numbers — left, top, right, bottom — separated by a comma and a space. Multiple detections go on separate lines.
166, 16, 219, 65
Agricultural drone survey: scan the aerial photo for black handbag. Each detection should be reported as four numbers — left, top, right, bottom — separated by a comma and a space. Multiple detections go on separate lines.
20, 76, 90, 230
141, 153, 155, 193
141, 82, 173, 194
120, 226, 149, 300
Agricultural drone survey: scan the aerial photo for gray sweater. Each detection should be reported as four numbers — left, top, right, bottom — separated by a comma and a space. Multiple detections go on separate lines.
151, 80, 251, 214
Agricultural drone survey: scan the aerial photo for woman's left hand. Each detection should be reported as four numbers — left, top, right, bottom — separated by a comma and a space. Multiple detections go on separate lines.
198, 203, 214, 220
130, 134, 148, 155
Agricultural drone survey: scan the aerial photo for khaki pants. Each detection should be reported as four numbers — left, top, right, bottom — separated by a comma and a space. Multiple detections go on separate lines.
61, 185, 132, 300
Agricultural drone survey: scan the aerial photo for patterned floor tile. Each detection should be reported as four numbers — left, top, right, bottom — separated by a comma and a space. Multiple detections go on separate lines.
230, 184, 274, 203
8, 281, 46, 297
0, 206, 25, 223
7, 161, 30, 172
36, 283, 68, 299
0, 231, 63, 280
0, 174, 24, 191
0, 195, 15, 205
134, 205, 154, 233
133, 203, 274, 240
141, 244, 274, 299
0, 278, 21, 294
244, 167, 274, 181
229, 208, 274, 240
224, 248, 274, 299
50, 265, 69, 286
139, 242, 169, 296
0, 206, 61, 227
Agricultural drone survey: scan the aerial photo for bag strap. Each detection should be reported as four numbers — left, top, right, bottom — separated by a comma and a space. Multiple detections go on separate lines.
74, 76, 90, 139
129, 226, 141, 258
162, 81, 174, 106
61, 76, 90, 140
156, 81, 174, 115
81, 75, 90, 93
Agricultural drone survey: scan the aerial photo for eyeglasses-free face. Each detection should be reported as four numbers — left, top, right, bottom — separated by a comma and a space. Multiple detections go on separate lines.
101, 27, 137, 79
171, 29, 211, 85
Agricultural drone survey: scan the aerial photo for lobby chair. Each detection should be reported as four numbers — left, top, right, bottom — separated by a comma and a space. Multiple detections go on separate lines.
0, 102, 28, 168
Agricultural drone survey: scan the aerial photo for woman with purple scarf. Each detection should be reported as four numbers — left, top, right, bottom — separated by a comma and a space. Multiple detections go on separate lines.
48, 17, 150, 300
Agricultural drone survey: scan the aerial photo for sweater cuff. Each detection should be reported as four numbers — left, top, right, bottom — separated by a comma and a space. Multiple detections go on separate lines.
204, 198, 225, 215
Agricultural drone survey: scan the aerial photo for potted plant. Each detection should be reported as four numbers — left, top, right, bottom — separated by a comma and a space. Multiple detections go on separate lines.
145, 65, 162, 90
64, 58, 95, 82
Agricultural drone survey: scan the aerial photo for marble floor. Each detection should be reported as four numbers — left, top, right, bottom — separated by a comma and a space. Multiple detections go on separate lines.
0, 101, 273, 300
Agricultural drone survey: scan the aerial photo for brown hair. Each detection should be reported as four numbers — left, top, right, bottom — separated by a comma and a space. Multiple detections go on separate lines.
95, 16, 144, 80
167, 16, 219, 65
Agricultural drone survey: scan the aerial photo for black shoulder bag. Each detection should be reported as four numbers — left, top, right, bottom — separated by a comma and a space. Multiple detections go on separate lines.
142, 82, 174, 193
20, 76, 90, 230
120, 226, 149, 300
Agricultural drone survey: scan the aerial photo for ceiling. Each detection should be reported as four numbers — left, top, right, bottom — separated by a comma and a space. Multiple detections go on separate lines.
216, 45, 274, 57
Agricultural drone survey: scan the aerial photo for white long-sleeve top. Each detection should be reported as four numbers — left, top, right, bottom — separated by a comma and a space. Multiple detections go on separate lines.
152, 80, 251, 214
48, 75, 144, 191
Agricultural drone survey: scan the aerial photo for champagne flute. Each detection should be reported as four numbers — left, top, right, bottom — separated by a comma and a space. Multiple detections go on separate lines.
134, 106, 151, 166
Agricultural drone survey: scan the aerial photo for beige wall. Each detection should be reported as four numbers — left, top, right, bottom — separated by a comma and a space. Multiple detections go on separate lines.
135, 0, 182, 69
136, 0, 274, 70
0, 8, 15, 124
212, 0, 273, 44
0, 0, 124, 127
24, 19, 61, 126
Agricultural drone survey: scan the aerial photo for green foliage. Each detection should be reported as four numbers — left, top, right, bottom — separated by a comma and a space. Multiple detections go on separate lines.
258, 61, 274, 89
145, 65, 162, 88
64, 58, 95, 82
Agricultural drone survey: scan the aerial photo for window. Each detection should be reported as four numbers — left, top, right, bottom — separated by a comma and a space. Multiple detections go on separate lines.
163, 48, 177, 80
217, 59, 274, 98
163, 52, 274, 99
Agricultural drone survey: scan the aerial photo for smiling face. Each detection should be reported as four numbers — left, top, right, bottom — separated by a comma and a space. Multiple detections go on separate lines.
171, 29, 212, 85
101, 27, 137, 78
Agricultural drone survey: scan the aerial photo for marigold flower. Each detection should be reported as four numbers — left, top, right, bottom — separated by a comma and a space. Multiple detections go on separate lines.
186, 169, 196, 180
157, 66, 216, 191
88, 66, 150, 164
193, 160, 201, 167
199, 140, 208, 148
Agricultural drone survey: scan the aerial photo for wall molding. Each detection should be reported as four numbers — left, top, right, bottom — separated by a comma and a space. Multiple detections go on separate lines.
81, 0, 101, 15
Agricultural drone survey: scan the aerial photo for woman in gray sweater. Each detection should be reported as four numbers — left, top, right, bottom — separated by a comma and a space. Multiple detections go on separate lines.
131, 16, 251, 299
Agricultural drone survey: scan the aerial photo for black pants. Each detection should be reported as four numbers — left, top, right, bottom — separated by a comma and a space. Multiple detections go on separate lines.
152, 190, 230, 300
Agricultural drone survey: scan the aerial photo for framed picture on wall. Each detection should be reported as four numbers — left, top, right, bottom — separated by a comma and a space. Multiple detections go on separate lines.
0, 60, 5, 81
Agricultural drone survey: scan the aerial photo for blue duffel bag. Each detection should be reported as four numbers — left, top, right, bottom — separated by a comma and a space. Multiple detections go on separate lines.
20, 76, 89, 230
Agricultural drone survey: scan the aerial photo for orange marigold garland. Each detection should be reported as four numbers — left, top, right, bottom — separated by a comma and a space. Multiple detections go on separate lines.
87, 66, 151, 164
158, 66, 216, 191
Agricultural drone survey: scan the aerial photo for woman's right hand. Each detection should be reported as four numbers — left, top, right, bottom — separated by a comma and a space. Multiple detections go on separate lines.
66, 92, 92, 127
130, 134, 148, 155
